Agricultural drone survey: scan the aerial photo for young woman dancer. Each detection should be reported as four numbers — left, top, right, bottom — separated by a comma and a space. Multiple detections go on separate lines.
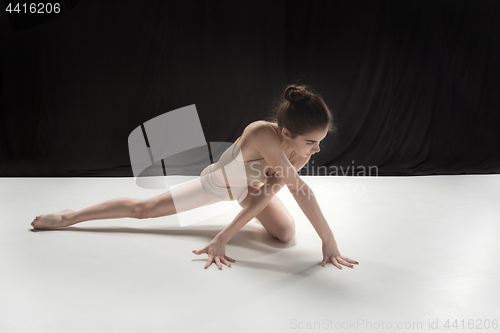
31, 84, 359, 271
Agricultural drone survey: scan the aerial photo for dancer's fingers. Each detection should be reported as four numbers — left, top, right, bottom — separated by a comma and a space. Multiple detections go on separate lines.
340, 255, 359, 264
337, 257, 353, 268
330, 258, 342, 269
224, 255, 236, 262
214, 257, 222, 270
204, 256, 214, 269
192, 248, 207, 255
220, 257, 231, 268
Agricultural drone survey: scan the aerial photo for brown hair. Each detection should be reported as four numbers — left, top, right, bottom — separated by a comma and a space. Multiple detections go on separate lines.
265, 84, 337, 139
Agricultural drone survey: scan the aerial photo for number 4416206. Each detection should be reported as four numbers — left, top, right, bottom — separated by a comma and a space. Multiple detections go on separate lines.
5, 3, 61, 14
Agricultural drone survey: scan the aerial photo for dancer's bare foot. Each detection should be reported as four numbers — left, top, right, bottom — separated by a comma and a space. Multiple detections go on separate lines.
31, 209, 76, 229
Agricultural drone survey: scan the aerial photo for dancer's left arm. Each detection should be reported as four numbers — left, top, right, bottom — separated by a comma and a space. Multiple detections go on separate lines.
290, 178, 359, 269
249, 126, 359, 270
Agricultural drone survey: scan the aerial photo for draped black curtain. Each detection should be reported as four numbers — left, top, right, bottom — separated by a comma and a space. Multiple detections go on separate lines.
1, 0, 499, 177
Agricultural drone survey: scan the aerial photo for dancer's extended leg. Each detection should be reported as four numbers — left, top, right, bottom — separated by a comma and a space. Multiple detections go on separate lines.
31, 178, 219, 229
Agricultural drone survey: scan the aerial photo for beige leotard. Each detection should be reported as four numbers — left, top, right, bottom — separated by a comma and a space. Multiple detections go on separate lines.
199, 136, 295, 201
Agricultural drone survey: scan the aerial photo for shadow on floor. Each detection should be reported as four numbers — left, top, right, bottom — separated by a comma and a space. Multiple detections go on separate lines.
29, 224, 295, 251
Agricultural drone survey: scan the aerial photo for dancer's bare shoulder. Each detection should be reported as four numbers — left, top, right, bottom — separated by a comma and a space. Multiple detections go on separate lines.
245, 120, 310, 171
242, 121, 280, 153
246, 122, 309, 193
245, 120, 274, 131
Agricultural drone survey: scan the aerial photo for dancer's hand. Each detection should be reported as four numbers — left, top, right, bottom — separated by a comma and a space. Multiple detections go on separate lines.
192, 238, 236, 270
321, 237, 359, 269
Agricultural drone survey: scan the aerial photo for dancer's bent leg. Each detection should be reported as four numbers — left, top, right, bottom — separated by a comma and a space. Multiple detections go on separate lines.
31, 178, 219, 229
237, 184, 295, 243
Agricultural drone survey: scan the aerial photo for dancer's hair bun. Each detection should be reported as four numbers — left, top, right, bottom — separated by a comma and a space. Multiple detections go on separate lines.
284, 85, 311, 103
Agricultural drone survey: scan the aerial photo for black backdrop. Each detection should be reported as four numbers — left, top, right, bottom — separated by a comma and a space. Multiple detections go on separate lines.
1, 0, 499, 177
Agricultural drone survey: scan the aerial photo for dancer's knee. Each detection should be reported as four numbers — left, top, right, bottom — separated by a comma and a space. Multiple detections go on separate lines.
130, 200, 149, 219
278, 228, 295, 243
275, 215, 295, 243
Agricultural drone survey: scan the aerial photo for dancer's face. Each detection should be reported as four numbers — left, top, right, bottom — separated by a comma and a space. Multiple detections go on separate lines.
282, 127, 328, 158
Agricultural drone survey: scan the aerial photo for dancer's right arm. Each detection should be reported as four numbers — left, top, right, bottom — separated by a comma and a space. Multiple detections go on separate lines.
192, 175, 286, 269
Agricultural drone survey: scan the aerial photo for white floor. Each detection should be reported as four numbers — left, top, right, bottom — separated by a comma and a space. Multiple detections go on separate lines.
1, 175, 499, 333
